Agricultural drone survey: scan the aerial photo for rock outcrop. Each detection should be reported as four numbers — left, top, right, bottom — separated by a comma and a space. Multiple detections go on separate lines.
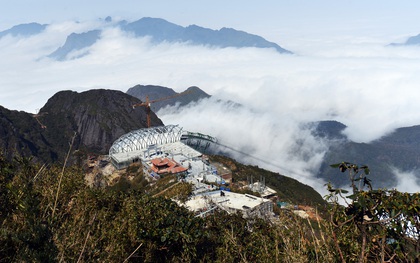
0, 89, 163, 163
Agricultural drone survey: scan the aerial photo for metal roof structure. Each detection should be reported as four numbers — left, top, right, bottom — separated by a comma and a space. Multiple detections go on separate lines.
109, 125, 183, 155
109, 125, 184, 169
108, 125, 223, 182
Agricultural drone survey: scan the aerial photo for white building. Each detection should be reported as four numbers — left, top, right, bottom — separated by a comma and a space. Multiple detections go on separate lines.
109, 125, 224, 184
109, 125, 274, 219
185, 190, 273, 218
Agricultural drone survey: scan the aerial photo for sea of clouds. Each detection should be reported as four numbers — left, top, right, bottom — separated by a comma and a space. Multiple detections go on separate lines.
1, 20, 420, 195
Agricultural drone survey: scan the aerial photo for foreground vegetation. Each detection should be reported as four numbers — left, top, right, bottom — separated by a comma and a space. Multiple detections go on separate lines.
1, 153, 419, 262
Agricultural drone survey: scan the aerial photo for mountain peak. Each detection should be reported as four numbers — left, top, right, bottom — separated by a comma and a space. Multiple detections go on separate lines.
127, 84, 210, 112
0, 22, 47, 38
0, 89, 164, 163
47, 30, 101, 60
42, 89, 163, 156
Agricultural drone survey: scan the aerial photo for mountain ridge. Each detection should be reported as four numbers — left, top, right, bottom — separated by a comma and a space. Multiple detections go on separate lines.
30, 16, 292, 60
0, 22, 47, 38
317, 123, 420, 188
47, 30, 101, 61
126, 84, 211, 112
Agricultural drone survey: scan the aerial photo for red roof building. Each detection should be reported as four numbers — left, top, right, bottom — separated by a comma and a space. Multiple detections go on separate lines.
150, 157, 188, 175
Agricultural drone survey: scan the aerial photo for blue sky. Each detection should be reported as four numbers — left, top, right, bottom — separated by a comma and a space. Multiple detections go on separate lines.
2, 0, 420, 42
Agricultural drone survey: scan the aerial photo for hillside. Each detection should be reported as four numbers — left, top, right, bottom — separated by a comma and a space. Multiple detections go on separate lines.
209, 155, 326, 207
1, 147, 418, 262
316, 122, 420, 188
127, 85, 211, 112
2, 88, 419, 262
0, 106, 56, 161
0, 89, 163, 163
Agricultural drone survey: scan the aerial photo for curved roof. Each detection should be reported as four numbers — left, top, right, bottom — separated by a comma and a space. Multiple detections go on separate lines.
109, 125, 183, 155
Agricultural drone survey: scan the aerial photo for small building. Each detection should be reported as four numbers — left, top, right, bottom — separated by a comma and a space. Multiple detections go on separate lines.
109, 125, 184, 170
185, 190, 273, 218
150, 157, 188, 175
248, 182, 277, 199
108, 125, 224, 183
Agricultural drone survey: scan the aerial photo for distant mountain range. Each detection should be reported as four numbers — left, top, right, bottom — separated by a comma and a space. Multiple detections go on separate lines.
127, 85, 211, 112
0, 17, 292, 61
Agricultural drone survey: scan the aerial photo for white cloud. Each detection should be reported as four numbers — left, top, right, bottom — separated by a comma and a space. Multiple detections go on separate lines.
391, 168, 420, 193
158, 97, 331, 196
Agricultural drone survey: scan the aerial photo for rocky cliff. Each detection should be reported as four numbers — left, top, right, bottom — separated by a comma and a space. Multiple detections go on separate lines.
0, 89, 163, 163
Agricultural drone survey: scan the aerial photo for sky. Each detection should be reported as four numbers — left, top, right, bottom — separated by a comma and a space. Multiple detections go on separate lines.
2, 1, 420, 42
1, 1, 420, 194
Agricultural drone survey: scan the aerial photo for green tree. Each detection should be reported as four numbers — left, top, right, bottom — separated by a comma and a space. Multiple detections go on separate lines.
327, 162, 420, 262
0, 156, 58, 262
